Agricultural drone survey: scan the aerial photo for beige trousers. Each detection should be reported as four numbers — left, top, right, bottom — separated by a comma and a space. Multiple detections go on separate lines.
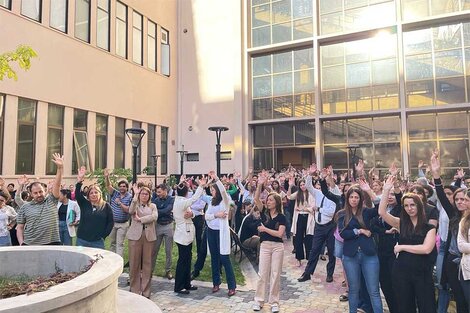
109, 221, 129, 257
129, 234, 156, 298
254, 241, 284, 305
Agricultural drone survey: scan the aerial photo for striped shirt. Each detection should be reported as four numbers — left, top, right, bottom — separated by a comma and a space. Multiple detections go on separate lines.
109, 190, 132, 222
16, 194, 60, 245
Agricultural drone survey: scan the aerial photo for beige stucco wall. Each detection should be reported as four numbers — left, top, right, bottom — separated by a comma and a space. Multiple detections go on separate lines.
0, 0, 179, 179
177, 0, 248, 175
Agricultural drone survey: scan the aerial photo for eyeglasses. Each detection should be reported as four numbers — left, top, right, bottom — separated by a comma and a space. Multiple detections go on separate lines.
0, 199, 6, 203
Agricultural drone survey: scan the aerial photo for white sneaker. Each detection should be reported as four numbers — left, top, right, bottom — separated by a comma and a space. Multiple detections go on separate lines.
271, 304, 279, 313
252, 303, 261, 311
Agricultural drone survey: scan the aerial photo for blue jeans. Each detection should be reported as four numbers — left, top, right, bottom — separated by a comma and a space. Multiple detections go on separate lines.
59, 221, 72, 246
343, 251, 383, 313
207, 227, 236, 290
0, 234, 11, 246
76, 237, 104, 249
436, 239, 450, 313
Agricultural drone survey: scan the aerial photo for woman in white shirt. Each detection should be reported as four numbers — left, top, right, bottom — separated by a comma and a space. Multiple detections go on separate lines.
0, 191, 16, 246
172, 175, 207, 294
202, 171, 237, 297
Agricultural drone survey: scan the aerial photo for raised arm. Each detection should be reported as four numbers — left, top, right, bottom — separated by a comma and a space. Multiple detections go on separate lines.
378, 175, 400, 229
75, 166, 89, 207
430, 150, 455, 218
51, 153, 64, 199
253, 174, 265, 211
103, 168, 115, 195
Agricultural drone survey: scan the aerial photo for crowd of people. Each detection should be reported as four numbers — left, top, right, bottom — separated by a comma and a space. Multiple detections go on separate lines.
2, 151, 470, 313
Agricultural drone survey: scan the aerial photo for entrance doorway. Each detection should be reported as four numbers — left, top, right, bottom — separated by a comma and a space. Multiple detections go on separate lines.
275, 147, 314, 170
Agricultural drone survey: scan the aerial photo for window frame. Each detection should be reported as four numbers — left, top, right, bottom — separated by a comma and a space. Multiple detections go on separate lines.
116, 1, 128, 58
132, 10, 143, 65
46, 104, 64, 175
74, 0, 91, 43
21, 0, 42, 22
97, 0, 110, 51
16, 98, 37, 175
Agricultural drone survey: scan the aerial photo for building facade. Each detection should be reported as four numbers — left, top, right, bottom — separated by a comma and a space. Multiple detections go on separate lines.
2, 0, 470, 181
0, 0, 177, 183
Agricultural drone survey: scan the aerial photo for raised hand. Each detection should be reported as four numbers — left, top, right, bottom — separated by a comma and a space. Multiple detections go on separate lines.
358, 178, 371, 191
0, 177, 5, 188
383, 175, 396, 191
179, 174, 186, 184
18, 174, 29, 186
430, 150, 440, 179
418, 160, 424, 169
389, 162, 399, 176
51, 153, 64, 169
208, 170, 218, 181
258, 173, 267, 186
103, 168, 110, 177
77, 166, 86, 182
456, 168, 465, 179
197, 175, 208, 187
320, 168, 329, 180
308, 163, 318, 175
288, 176, 295, 186
355, 159, 364, 173
132, 183, 140, 195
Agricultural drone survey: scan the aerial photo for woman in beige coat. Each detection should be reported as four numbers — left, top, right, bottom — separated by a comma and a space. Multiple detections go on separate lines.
457, 190, 470, 307
127, 184, 158, 298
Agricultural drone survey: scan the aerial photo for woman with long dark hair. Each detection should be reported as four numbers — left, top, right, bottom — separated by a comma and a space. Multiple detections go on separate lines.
252, 172, 286, 313
457, 194, 470, 307
337, 185, 383, 313
379, 175, 437, 312
287, 177, 315, 266
201, 171, 237, 297
431, 151, 469, 312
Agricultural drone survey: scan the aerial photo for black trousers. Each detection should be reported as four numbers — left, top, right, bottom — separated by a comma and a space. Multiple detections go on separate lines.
303, 222, 336, 277
392, 263, 436, 313
175, 242, 193, 292
193, 215, 205, 255
445, 255, 469, 313
193, 224, 207, 273
379, 254, 398, 313
294, 214, 312, 261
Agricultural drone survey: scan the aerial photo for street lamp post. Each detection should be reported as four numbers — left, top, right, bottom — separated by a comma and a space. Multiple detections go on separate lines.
125, 128, 146, 184
176, 145, 187, 175
347, 144, 360, 181
208, 126, 229, 177
151, 154, 160, 187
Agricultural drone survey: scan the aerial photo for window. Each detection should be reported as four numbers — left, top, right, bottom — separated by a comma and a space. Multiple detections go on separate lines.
160, 127, 168, 175
46, 104, 64, 175
16, 98, 36, 174
75, 0, 90, 42
116, 1, 128, 58
161, 28, 170, 76
147, 20, 157, 70
402, 0, 465, 21
95, 115, 107, 170
115, 117, 125, 168
147, 124, 156, 174
186, 153, 199, 162
132, 121, 142, 174
220, 151, 232, 160
252, 47, 315, 120
132, 11, 143, 65
50, 0, 67, 32
72, 109, 90, 174
1, 0, 11, 9
97, 0, 110, 50
21, 0, 42, 21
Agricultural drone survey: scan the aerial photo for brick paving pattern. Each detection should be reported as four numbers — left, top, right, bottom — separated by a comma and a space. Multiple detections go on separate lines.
119, 240, 359, 313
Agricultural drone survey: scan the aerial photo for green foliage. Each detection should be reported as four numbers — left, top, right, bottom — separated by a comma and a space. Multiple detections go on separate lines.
166, 175, 177, 187
0, 45, 38, 81
86, 168, 133, 195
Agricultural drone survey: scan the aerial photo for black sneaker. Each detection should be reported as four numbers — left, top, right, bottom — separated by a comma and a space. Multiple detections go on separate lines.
297, 274, 311, 282
326, 276, 333, 283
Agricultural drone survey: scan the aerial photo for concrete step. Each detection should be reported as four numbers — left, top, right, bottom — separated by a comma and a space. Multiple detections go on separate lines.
116, 290, 161, 313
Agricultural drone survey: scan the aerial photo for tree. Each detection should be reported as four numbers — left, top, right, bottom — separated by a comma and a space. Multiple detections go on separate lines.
86, 168, 133, 197
0, 45, 37, 81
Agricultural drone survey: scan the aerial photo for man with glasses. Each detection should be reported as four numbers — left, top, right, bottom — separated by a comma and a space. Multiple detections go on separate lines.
104, 169, 132, 257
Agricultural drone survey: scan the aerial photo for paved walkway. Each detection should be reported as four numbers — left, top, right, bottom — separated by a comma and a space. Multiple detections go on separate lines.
119, 240, 356, 313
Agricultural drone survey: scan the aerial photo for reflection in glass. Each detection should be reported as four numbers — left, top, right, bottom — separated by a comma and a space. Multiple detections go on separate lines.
292, 0, 312, 18
375, 143, 401, 167
405, 53, 433, 80
323, 120, 347, 144
431, 0, 459, 16
374, 116, 401, 142
347, 87, 372, 112
324, 146, 348, 169
272, 0, 290, 23
409, 141, 437, 167
437, 112, 468, 139
273, 73, 292, 96
253, 125, 273, 147
293, 18, 313, 39
346, 63, 370, 88
322, 65, 345, 89
17, 125, 35, 174
274, 124, 294, 146
50, 0, 67, 32
295, 122, 315, 145
402, 0, 429, 20
372, 59, 397, 85
406, 80, 434, 107
253, 55, 271, 76
273, 52, 292, 73
273, 96, 293, 118
253, 98, 272, 120
253, 76, 272, 98
348, 119, 373, 143
294, 70, 314, 93
433, 24, 461, 50
294, 48, 314, 70
403, 29, 432, 55
436, 77, 466, 105
73, 131, 90, 171
440, 140, 469, 168
75, 0, 90, 42
254, 149, 273, 170
320, 12, 343, 35
408, 114, 437, 140
372, 85, 399, 110
294, 93, 315, 116
435, 50, 463, 77
252, 26, 270, 47
252, 4, 270, 28
272, 22, 291, 44
46, 128, 62, 174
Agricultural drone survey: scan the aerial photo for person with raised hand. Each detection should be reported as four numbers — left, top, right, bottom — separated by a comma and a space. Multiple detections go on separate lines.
127, 183, 158, 298
75, 166, 114, 249
201, 171, 237, 297
16, 153, 63, 246
430, 150, 469, 312
252, 171, 286, 313
378, 174, 437, 312
172, 175, 208, 295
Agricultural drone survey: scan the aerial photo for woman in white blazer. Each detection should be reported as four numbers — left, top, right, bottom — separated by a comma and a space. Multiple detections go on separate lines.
57, 189, 80, 245
173, 175, 207, 294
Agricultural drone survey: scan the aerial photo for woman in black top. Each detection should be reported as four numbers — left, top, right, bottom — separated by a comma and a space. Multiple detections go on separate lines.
75, 166, 114, 249
379, 175, 437, 313
252, 172, 286, 313
430, 151, 469, 312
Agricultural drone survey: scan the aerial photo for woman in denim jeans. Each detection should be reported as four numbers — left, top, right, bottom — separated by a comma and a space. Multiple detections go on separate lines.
337, 186, 383, 313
